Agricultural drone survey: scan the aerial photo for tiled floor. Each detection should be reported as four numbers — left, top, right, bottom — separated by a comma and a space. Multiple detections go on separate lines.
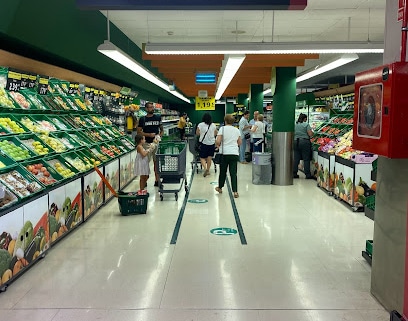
0, 153, 389, 320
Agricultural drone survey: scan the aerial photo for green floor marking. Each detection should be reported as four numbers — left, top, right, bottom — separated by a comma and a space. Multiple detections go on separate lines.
210, 228, 238, 235
188, 199, 208, 203
210, 181, 217, 185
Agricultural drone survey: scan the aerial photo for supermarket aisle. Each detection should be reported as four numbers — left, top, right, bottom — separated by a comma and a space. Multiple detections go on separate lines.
0, 153, 388, 321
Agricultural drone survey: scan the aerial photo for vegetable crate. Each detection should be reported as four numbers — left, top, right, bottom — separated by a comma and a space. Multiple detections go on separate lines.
365, 194, 376, 211
117, 191, 149, 215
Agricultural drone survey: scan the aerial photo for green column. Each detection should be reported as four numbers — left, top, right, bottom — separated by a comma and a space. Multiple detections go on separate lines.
237, 93, 248, 109
249, 84, 263, 117
272, 67, 296, 186
226, 101, 234, 114
273, 67, 296, 132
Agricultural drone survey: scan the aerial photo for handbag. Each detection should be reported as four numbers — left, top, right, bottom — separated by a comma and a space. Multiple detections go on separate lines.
213, 127, 224, 164
244, 132, 251, 140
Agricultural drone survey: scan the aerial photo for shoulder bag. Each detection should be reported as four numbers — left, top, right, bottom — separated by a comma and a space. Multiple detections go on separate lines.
195, 124, 210, 153
213, 127, 224, 164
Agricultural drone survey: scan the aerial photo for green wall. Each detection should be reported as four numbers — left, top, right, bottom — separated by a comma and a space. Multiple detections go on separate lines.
0, 0, 189, 108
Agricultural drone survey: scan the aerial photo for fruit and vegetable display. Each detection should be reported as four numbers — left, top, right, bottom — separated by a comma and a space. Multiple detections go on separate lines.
90, 147, 109, 162
25, 162, 59, 185
46, 159, 76, 178
8, 92, 31, 109
38, 134, 66, 153
0, 117, 26, 134
19, 137, 50, 156
64, 154, 92, 172
100, 145, 116, 158
0, 184, 18, 209
0, 140, 32, 161
0, 87, 15, 109
48, 117, 70, 130
0, 169, 43, 198
120, 138, 135, 150
24, 92, 48, 110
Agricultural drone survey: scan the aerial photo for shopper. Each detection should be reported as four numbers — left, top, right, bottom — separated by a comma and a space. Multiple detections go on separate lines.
134, 134, 154, 190
177, 112, 187, 140
249, 110, 259, 154
251, 114, 266, 152
196, 112, 218, 177
215, 114, 241, 198
137, 102, 163, 187
238, 110, 251, 164
293, 113, 313, 179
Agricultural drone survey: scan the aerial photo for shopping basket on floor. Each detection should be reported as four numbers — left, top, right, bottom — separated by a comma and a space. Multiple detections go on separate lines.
94, 165, 149, 215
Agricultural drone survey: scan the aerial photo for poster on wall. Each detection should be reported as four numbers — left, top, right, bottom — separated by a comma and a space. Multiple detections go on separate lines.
104, 159, 119, 201
0, 207, 25, 284
357, 84, 382, 139
83, 167, 104, 219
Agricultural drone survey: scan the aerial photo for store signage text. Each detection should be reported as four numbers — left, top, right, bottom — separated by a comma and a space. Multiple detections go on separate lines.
195, 97, 215, 110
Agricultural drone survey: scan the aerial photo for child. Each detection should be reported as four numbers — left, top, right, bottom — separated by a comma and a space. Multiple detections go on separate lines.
134, 134, 154, 190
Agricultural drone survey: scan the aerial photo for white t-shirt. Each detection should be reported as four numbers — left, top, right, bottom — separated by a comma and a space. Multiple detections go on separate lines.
197, 122, 217, 145
252, 120, 265, 139
218, 125, 240, 155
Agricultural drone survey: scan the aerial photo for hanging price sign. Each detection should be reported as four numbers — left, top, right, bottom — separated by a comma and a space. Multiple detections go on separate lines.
37, 76, 49, 95
68, 82, 79, 95
6, 69, 21, 92
195, 96, 215, 110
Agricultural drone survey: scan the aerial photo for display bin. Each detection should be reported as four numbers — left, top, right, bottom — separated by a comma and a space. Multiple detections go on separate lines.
102, 142, 122, 157
96, 128, 112, 141
104, 126, 122, 139
81, 115, 98, 127
366, 194, 376, 211
75, 147, 103, 167
0, 114, 29, 135
35, 133, 68, 153
108, 125, 123, 136
118, 191, 149, 215
72, 114, 88, 127
18, 133, 55, 157
63, 96, 81, 111
29, 114, 59, 133
0, 164, 45, 200
366, 240, 373, 256
0, 151, 16, 169
89, 144, 112, 162
61, 151, 93, 173
112, 139, 131, 153
0, 136, 36, 161
50, 132, 82, 150
8, 91, 36, 110
61, 115, 81, 129
0, 87, 19, 110
67, 130, 93, 147
44, 154, 79, 179
48, 94, 70, 111
120, 137, 135, 150
82, 128, 104, 143
40, 95, 64, 111
0, 183, 18, 210
11, 114, 44, 134
21, 158, 64, 186
47, 115, 73, 131
20, 89, 49, 111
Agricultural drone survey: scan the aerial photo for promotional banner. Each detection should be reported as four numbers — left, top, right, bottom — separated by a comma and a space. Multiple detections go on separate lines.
195, 96, 215, 111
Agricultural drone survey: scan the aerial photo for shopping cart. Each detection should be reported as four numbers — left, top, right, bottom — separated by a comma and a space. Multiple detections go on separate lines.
187, 135, 217, 174
156, 141, 188, 201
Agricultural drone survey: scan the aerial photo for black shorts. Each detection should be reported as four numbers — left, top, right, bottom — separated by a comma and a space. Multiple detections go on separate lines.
199, 143, 215, 159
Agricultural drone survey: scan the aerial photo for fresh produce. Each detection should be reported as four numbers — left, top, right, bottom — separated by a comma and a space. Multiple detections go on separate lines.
25, 163, 58, 185
0, 117, 26, 134
100, 145, 115, 158
91, 148, 109, 162
8, 92, 31, 109
46, 159, 75, 178
38, 134, 66, 152
64, 156, 90, 172
0, 170, 43, 197
0, 187, 18, 208
0, 88, 15, 108
25, 92, 47, 110
20, 139, 49, 155
0, 161, 6, 169
0, 140, 31, 160
19, 116, 45, 134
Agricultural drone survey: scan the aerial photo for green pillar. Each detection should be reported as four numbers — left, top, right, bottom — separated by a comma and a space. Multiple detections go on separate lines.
237, 93, 248, 109
249, 84, 263, 117
226, 101, 234, 114
272, 67, 296, 186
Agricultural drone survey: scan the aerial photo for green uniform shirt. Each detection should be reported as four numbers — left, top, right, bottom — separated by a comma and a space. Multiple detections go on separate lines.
294, 122, 311, 139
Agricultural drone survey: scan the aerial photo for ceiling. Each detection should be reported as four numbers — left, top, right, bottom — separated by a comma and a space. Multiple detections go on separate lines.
101, 0, 386, 100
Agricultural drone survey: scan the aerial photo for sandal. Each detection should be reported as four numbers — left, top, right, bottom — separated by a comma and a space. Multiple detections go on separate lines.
215, 187, 222, 193
233, 192, 239, 198
203, 169, 210, 177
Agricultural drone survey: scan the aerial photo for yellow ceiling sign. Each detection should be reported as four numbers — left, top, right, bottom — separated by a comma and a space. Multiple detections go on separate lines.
195, 96, 215, 110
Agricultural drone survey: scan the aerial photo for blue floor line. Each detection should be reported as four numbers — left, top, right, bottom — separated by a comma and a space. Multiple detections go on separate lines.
226, 178, 247, 245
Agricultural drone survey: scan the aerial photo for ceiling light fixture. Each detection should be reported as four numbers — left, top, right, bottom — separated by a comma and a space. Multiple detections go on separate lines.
263, 88, 272, 95
98, 40, 190, 103
296, 53, 359, 83
144, 41, 383, 55
215, 54, 245, 100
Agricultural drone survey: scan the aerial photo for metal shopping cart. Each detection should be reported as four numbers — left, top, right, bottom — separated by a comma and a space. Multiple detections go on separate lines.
187, 134, 217, 174
156, 141, 188, 201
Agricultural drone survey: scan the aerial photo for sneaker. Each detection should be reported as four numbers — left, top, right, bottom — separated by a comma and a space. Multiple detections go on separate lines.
293, 174, 299, 178
305, 175, 314, 179
154, 181, 159, 187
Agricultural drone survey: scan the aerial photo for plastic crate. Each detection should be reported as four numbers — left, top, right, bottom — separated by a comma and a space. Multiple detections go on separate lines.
366, 194, 376, 211
118, 191, 149, 215
366, 240, 373, 256
0, 165, 45, 199
372, 158, 378, 172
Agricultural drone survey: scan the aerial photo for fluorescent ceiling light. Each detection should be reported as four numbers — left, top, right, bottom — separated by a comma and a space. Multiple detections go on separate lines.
263, 88, 272, 95
215, 55, 245, 100
98, 40, 190, 103
296, 53, 359, 83
145, 41, 383, 55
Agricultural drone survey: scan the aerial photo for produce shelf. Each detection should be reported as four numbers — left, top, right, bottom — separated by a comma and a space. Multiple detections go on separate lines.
22, 159, 64, 186
0, 136, 36, 161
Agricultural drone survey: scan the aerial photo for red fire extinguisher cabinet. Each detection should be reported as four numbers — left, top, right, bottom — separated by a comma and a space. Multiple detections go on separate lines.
353, 62, 408, 158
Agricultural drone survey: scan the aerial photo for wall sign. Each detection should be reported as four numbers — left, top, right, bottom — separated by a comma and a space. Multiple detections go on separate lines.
76, 0, 307, 10
195, 96, 215, 111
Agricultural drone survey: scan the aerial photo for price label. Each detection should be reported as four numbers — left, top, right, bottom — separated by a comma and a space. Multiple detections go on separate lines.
68, 82, 79, 94
28, 75, 36, 89
6, 69, 22, 92
195, 96, 215, 110
37, 75, 49, 95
